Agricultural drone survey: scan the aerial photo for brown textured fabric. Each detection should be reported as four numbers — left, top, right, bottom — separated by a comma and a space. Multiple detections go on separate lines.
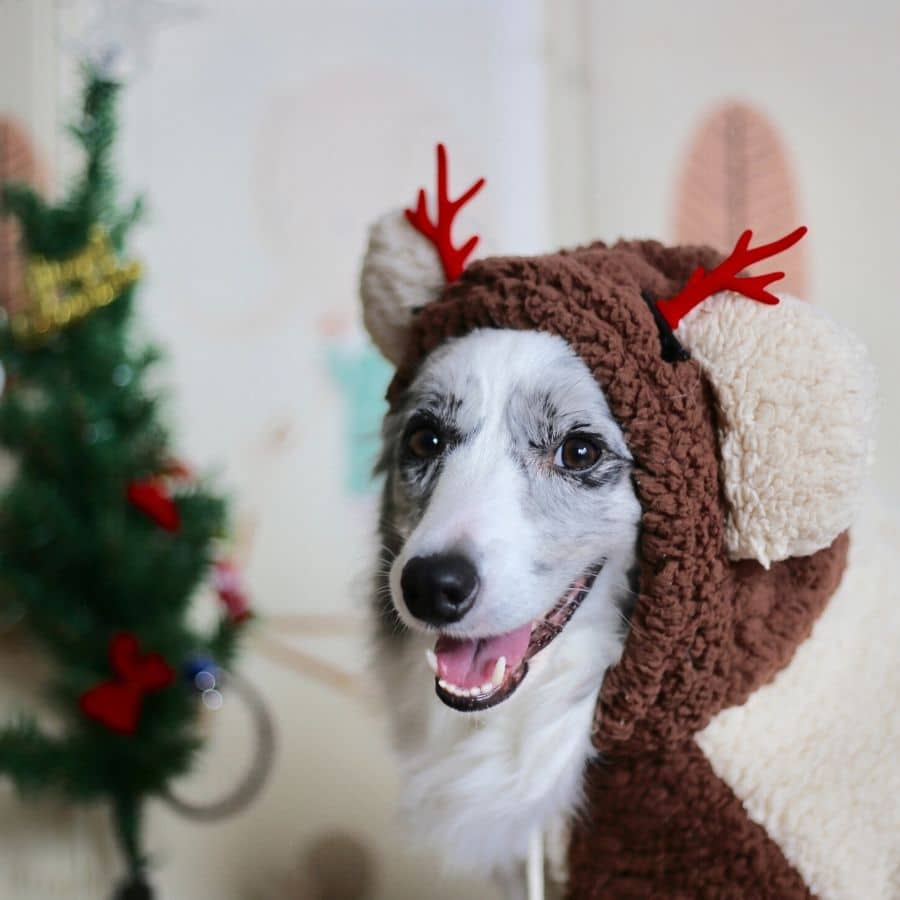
567, 742, 814, 899
388, 239, 849, 896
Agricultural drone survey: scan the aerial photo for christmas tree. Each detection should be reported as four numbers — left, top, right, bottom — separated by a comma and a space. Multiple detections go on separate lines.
0, 66, 245, 899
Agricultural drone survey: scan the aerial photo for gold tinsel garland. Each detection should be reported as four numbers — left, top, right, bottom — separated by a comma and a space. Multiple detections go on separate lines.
9, 226, 141, 342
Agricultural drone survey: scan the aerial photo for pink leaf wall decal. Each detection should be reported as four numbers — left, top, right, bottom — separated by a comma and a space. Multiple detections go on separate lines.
672, 101, 808, 300
0, 119, 49, 314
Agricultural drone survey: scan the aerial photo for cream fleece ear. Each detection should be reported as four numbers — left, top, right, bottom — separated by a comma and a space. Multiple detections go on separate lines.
676, 293, 876, 567
359, 209, 445, 365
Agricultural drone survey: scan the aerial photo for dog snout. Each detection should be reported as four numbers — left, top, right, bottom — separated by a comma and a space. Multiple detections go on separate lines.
400, 553, 479, 626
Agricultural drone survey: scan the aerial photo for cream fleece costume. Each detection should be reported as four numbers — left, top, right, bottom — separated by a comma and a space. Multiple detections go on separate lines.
359, 146, 895, 899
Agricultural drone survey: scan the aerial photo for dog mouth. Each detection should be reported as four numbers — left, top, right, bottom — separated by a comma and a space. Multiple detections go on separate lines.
426, 561, 605, 712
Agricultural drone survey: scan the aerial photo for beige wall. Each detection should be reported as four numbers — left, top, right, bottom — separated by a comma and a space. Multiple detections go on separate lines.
552, 0, 900, 501
0, 0, 57, 165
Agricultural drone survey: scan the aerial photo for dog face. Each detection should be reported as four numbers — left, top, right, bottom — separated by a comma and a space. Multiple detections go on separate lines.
376, 328, 641, 712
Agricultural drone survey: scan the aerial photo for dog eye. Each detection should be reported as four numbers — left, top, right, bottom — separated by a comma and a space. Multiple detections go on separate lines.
406, 426, 444, 460
554, 435, 602, 471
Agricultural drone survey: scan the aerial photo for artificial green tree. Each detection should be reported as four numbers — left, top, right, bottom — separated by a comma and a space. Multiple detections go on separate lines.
0, 66, 244, 899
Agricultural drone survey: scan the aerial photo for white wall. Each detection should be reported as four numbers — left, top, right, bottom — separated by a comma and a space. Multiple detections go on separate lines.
0, 0, 57, 168
569, 0, 900, 502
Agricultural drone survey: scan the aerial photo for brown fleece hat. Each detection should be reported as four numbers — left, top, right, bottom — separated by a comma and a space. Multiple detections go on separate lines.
385, 240, 850, 751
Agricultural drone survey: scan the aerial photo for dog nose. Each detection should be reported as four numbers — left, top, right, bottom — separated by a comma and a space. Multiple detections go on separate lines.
400, 553, 479, 626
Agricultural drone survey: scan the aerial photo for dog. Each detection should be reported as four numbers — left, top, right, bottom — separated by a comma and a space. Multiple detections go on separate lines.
371, 328, 641, 895
360, 148, 884, 898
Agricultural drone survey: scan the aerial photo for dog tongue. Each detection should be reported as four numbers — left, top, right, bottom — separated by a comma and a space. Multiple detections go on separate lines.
434, 622, 532, 688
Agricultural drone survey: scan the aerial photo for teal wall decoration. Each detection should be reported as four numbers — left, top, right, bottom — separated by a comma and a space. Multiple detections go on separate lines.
326, 343, 392, 495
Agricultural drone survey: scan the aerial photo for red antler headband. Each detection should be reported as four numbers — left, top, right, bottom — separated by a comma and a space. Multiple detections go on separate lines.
405, 145, 804, 345
656, 226, 808, 329
405, 143, 485, 282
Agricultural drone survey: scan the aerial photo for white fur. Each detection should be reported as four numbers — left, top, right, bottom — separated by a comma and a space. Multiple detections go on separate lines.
373, 330, 640, 893
359, 209, 446, 364
676, 292, 876, 567
696, 496, 900, 899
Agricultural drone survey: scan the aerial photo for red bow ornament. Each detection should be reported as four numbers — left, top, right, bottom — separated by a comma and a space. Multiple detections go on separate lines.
127, 477, 180, 531
79, 633, 175, 735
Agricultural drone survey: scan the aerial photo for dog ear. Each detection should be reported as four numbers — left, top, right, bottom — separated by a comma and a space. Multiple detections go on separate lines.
359, 144, 486, 365
676, 293, 876, 567
359, 209, 446, 365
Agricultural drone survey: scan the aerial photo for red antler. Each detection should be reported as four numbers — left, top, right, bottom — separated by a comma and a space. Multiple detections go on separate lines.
404, 143, 485, 282
656, 226, 808, 329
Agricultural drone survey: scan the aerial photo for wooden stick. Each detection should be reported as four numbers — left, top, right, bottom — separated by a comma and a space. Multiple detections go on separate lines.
249, 631, 365, 699
262, 613, 364, 635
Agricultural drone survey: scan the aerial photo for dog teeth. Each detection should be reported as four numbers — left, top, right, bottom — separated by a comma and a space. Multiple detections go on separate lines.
437, 678, 496, 699
438, 679, 464, 697
432, 655, 508, 700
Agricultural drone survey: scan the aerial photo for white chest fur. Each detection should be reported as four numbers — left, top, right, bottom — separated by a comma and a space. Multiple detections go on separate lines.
375, 574, 626, 885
